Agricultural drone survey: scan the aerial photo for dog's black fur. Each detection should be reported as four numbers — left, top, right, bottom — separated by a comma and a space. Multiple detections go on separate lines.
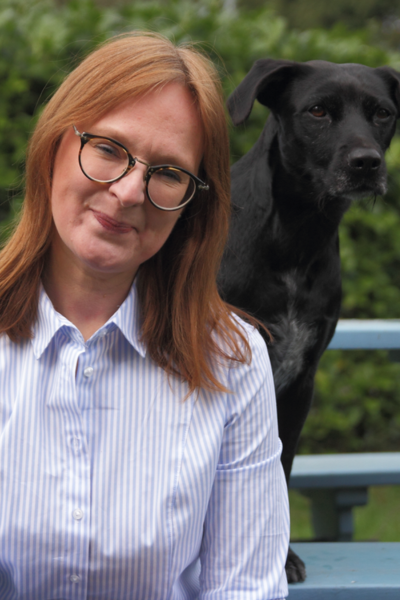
218, 59, 400, 582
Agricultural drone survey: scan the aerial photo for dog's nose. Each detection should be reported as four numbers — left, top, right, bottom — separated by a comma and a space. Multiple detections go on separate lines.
348, 148, 381, 171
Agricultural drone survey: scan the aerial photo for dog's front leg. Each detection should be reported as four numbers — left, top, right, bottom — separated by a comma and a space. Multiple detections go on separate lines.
276, 371, 315, 484
275, 370, 316, 583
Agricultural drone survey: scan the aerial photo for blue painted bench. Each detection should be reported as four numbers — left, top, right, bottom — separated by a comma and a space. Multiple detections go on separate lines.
289, 320, 400, 541
288, 542, 400, 599
327, 319, 400, 352
290, 453, 400, 540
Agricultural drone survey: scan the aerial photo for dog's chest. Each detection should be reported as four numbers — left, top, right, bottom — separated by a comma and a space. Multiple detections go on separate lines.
268, 271, 317, 394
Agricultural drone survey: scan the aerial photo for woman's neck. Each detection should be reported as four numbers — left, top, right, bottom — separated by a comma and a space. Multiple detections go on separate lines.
42, 251, 136, 342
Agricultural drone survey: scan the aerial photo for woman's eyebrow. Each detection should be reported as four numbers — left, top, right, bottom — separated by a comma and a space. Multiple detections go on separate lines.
85, 126, 131, 146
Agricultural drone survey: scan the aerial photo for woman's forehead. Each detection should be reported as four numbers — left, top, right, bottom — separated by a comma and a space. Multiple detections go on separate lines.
87, 83, 200, 130
82, 83, 204, 170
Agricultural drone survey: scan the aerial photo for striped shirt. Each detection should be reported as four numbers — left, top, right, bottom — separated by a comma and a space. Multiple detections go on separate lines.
0, 284, 289, 599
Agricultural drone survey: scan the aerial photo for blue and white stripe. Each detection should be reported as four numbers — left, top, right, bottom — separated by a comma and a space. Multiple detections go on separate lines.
0, 284, 289, 599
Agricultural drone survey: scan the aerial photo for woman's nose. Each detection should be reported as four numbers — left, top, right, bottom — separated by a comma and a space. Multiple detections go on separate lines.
108, 165, 147, 207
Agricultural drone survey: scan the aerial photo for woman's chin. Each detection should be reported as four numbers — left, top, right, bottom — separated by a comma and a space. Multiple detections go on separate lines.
82, 256, 138, 279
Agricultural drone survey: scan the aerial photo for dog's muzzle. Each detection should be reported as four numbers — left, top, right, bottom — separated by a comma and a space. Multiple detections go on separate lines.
328, 147, 387, 199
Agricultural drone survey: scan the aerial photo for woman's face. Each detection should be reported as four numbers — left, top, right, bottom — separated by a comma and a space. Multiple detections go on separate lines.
50, 83, 204, 282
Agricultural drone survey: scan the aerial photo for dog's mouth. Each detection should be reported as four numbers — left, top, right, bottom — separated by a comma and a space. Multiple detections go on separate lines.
327, 170, 387, 201
333, 189, 386, 203
341, 182, 387, 201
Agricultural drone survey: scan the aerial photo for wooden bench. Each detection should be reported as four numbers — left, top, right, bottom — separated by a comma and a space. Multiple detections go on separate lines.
289, 319, 400, 541
327, 318, 400, 354
288, 542, 400, 598
290, 452, 400, 540
287, 322, 400, 595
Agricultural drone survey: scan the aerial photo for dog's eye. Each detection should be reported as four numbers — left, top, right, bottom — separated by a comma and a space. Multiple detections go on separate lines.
309, 106, 326, 118
375, 108, 390, 120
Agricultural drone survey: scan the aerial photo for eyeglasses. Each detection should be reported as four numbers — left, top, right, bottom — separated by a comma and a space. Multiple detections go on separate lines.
73, 126, 209, 212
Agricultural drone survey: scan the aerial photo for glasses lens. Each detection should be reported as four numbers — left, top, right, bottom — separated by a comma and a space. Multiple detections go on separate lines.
80, 138, 129, 182
148, 167, 196, 209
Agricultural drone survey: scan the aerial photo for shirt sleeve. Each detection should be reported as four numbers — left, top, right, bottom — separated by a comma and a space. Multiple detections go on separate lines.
198, 325, 289, 599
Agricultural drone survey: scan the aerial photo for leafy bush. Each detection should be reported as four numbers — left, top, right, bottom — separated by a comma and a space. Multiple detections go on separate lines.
1, 0, 400, 453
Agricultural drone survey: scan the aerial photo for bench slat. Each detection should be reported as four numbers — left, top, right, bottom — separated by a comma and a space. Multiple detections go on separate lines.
290, 452, 400, 488
328, 319, 400, 349
289, 543, 400, 599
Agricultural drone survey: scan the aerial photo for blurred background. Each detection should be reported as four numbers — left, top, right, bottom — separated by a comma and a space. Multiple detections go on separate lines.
1, 0, 400, 540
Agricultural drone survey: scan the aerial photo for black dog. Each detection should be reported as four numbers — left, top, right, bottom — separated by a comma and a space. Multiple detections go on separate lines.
218, 59, 400, 582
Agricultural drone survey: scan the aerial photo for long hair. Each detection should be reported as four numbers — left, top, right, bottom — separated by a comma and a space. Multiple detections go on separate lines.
0, 32, 256, 393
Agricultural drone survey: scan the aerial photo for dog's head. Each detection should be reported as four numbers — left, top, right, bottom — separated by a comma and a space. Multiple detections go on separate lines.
227, 59, 400, 201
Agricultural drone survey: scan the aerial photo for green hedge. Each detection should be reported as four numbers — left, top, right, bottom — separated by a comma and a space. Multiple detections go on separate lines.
1, 0, 400, 453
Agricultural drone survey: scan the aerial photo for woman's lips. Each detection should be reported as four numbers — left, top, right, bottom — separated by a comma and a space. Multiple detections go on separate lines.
93, 210, 134, 234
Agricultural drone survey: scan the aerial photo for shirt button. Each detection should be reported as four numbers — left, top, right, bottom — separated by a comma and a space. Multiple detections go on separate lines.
72, 508, 83, 520
71, 437, 81, 449
83, 366, 94, 377
70, 574, 80, 583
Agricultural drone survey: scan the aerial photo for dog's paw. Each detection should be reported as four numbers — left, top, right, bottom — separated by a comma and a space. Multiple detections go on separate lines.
285, 546, 306, 583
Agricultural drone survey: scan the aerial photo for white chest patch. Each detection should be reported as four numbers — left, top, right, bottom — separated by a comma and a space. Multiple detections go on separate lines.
269, 272, 317, 394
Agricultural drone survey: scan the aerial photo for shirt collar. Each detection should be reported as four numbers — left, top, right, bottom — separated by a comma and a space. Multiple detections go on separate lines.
110, 282, 146, 358
32, 282, 146, 359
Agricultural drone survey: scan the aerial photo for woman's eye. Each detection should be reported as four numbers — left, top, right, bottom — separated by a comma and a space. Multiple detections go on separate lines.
91, 140, 124, 160
375, 107, 390, 119
97, 144, 116, 155
156, 168, 182, 184
309, 105, 327, 118
97, 144, 118, 156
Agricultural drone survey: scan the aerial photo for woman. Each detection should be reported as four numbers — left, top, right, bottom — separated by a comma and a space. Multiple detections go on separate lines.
0, 32, 289, 599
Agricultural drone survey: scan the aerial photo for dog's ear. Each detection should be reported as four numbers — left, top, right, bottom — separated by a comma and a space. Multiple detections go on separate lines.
227, 59, 312, 125
375, 66, 400, 117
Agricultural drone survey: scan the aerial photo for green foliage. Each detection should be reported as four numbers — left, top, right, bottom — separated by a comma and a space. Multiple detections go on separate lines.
1, 0, 400, 453
302, 350, 400, 453
241, 0, 400, 33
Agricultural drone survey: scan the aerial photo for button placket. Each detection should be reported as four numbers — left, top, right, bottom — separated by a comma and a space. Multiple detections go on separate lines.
59, 340, 90, 599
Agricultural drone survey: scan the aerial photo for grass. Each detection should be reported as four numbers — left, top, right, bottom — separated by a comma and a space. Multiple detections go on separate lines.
289, 485, 400, 541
